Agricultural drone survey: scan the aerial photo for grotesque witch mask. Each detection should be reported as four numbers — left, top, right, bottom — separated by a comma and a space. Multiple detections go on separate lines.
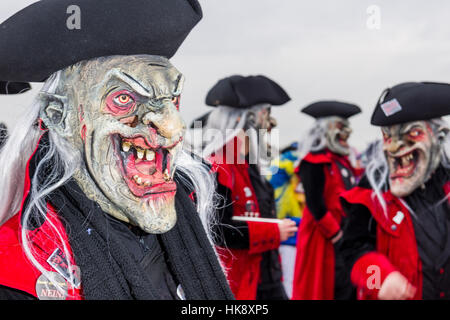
324, 116, 352, 156
382, 119, 449, 197
39, 55, 186, 234
245, 104, 276, 132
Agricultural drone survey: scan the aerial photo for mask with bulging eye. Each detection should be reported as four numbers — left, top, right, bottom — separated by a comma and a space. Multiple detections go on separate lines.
324, 116, 352, 156
39, 55, 186, 234
382, 119, 448, 197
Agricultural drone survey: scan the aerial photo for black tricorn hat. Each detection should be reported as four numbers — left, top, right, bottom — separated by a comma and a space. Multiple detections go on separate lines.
371, 82, 450, 126
301, 100, 361, 119
0, 0, 202, 88
205, 75, 291, 108
0, 81, 31, 94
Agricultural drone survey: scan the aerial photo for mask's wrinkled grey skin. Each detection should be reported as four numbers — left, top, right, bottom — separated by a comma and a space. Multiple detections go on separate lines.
325, 116, 352, 156
382, 120, 448, 197
245, 105, 276, 132
39, 55, 186, 233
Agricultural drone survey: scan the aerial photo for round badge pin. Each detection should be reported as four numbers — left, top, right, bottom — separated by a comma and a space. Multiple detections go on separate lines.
36, 272, 68, 300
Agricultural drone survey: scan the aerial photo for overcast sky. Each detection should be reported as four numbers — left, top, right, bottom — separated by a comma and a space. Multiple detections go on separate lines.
1, 0, 450, 151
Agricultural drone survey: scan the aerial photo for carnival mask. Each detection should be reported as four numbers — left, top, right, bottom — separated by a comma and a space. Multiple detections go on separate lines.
325, 116, 352, 156
246, 105, 276, 132
39, 55, 186, 233
382, 120, 448, 197
245, 105, 277, 162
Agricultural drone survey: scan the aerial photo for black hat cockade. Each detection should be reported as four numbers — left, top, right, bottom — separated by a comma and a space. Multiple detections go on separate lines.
301, 100, 361, 119
371, 82, 450, 126
205, 75, 291, 109
0, 0, 203, 91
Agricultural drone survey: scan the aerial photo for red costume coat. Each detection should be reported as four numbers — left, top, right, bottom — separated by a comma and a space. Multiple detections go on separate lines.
0, 135, 82, 299
210, 138, 280, 300
340, 182, 450, 300
292, 151, 358, 300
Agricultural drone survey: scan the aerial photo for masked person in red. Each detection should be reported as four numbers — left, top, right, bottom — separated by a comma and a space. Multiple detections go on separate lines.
292, 101, 362, 300
191, 75, 298, 300
340, 82, 450, 300
0, 0, 233, 300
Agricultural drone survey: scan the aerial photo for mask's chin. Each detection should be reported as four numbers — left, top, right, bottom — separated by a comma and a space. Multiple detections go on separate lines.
388, 148, 425, 197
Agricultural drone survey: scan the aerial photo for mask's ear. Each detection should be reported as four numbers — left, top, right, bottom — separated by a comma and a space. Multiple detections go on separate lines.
38, 92, 70, 136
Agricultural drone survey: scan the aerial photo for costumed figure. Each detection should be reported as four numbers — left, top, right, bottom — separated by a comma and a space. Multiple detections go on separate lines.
267, 142, 304, 298
0, 0, 233, 300
340, 82, 450, 300
292, 101, 362, 300
191, 75, 298, 300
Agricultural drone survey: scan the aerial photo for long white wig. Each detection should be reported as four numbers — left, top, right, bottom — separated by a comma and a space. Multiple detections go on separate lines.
187, 104, 274, 174
298, 117, 330, 158
364, 118, 450, 214
0, 72, 218, 293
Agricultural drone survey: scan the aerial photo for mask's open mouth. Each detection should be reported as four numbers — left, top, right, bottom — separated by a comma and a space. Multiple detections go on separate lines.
112, 134, 177, 198
337, 132, 349, 148
389, 149, 419, 180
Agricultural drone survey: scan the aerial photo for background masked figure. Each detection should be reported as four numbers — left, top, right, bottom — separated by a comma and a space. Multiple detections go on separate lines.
267, 142, 304, 298
292, 101, 362, 300
191, 75, 298, 300
0, 0, 233, 300
340, 82, 450, 300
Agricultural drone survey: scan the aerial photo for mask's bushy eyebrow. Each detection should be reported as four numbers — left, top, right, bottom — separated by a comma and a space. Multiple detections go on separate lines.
148, 63, 167, 68
101, 69, 154, 98
400, 122, 424, 134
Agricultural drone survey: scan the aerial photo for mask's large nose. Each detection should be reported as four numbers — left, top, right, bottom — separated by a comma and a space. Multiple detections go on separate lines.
142, 100, 186, 139
385, 135, 405, 155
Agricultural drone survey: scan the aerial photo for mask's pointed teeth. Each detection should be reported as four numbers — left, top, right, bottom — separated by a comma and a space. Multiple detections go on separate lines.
122, 141, 131, 152
162, 149, 169, 172
144, 180, 152, 187
136, 148, 145, 160
163, 168, 171, 182
146, 150, 155, 161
